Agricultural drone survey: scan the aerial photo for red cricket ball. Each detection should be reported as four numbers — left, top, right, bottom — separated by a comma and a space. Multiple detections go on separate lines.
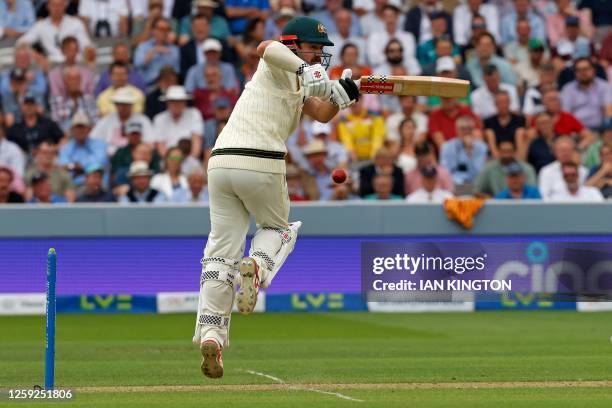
332, 168, 347, 184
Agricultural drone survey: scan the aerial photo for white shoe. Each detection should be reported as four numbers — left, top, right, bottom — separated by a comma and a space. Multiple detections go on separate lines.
236, 257, 260, 315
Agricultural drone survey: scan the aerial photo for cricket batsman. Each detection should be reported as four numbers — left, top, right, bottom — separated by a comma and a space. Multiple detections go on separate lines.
193, 16, 360, 378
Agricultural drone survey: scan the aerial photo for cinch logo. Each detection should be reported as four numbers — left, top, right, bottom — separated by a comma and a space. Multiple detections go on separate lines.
291, 293, 343, 310
80, 295, 133, 311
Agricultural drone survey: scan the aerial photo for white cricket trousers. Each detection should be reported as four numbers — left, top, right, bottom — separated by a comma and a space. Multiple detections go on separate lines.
194, 168, 289, 348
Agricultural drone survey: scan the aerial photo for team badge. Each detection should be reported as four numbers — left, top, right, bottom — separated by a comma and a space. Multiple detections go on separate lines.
317, 24, 327, 34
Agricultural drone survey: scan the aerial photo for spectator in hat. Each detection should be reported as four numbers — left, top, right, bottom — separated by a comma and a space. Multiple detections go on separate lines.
6, 95, 63, 154
584, 118, 612, 169
405, 141, 454, 195
192, 64, 238, 121
178, 0, 231, 43
24, 140, 75, 202
285, 163, 308, 202
150, 146, 188, 198
538, 135, 588, 199
75, 165, 116, 203
96, 62, 146, 116
428, 96, 481, 148
440, 115, 488, 191
546, 0, 594, 48
426, 56, 471, 109
416, 13, 460, 67
179, 14, 213, 77
514, 38, 549, 89
17, 0, 93, 65
466, 32, 518, 88
338, 97, 385, 162
300, 139, 335, 201
364, 173, 403, 200
453, 0, 500, 47
560, 58, 612, 132
403, 0, 452, 45
368, 5, 416, 69
471, 65, 520, 120
184, 38, 239, 93
554, 16, 592, 60
327, 9, 367, 69
494, 161, 542, 199
1, 68, 45, 127
58, 112, 107, 188
385, 95, 428, 144
48, 36, 96, 99
146, 65, 179, 119
0, 0, 36, 39
134, 17, 180, 85
90, 87, 156, 156
406, 165, 454, 203
546, 161, 603, 201
50, 66, 97, 132
153, 85, 203, 158
78, 0, 128, 38
484, 91, 526, 158
225, 0, 270, 35
94, 42, 147, 96
475, 140, 536, 197
171, 167, 209, 203
586, 142, 612, 199
500, 0, 546, 45
540, 88, 595, 150
27, 172, 68, 204
119, 160, 167, 204
0, 166, 25, 203
0, 125, 25, 181
359, 147, 405, 198
110, 119, 161, 190
0, 44, 46, 104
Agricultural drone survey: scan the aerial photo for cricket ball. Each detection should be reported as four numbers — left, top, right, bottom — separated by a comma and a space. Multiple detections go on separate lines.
332, 168, 348, 184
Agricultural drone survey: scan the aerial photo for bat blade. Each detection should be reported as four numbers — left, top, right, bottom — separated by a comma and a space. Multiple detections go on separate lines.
358, 75, 470, 98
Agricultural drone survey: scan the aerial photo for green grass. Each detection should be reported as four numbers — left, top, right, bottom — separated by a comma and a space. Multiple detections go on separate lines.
0, 312, 611, 407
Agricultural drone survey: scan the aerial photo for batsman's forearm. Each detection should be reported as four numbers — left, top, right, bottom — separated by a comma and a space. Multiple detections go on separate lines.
261, 41, 306, 73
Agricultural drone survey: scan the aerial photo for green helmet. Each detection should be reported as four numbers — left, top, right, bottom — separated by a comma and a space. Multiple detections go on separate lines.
280, 16, 334, 47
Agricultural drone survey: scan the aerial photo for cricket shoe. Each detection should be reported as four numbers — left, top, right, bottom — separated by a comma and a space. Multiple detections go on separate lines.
200, 339, 223, 379
236, 257, 260, 315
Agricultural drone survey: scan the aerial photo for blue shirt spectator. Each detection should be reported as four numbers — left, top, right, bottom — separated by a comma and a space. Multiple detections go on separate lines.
224, 0, 270, 35
495, 185, 541, 199
171, 186, 209, 203
0, 0, 36, 37
134, 18, 180, 85
440, 117, 488, 185
500, 7, 546, 45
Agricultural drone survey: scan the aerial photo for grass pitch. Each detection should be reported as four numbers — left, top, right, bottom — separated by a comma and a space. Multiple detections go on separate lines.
1, 311, 611, 407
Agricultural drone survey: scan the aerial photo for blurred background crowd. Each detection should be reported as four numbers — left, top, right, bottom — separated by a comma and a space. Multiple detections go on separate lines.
0, 0, 610, 205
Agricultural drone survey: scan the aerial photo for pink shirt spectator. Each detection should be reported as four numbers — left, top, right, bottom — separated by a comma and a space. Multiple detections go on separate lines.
545, 10, 594, 47
404, 164, 454, 194
48, 65, 96, 97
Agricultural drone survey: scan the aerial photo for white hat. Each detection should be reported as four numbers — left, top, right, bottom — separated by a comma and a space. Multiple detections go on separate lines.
557, 40, 575, 57
111, 87, 138, 104
436, 56, 456, 73
128, 161, 152, 177
275, 7, 296, 20
311, 121, 332, 136
202, 38, 222, 53
303, 138, 328, 155
159, 85, 192, 101
71, 111, 91, 126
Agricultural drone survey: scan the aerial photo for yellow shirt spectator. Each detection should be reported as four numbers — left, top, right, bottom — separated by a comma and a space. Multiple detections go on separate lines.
338, 103, 385, 161
97, 85, 145, 116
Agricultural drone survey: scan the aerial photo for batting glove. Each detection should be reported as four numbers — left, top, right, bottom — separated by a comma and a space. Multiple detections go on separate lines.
299, 63, 332, 99
330, 69, 360, 109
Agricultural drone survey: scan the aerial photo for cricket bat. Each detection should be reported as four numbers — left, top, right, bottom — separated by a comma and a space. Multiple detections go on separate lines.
358, 75, 470, 98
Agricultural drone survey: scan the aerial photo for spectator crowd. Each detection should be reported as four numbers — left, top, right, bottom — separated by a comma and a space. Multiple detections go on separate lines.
0, 0, 611, 205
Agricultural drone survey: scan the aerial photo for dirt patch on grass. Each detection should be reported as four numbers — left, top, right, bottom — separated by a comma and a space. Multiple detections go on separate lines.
75, 380, 612, 393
